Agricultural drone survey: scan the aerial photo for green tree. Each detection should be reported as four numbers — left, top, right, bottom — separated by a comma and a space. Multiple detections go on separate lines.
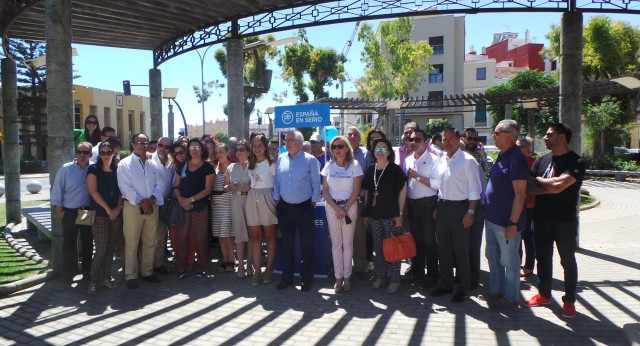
214, 132, 229, 144
425, 118, 453, 137
9, 40, 47, 161
486, 70, 557, 137
355, 18, 432, 99
214, 35, 279, 136
584, 96, 634, 156
545, 16, 640, 81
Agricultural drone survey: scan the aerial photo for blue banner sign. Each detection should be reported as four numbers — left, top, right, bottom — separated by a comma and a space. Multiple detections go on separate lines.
274, 103, 331, 129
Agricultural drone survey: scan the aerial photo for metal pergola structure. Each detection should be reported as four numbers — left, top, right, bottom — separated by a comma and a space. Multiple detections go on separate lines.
2, 0, 640, 67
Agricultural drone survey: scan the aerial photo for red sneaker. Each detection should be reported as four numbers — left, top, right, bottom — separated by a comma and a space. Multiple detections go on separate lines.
562, 302, 577, 318
525, 294, 553, 307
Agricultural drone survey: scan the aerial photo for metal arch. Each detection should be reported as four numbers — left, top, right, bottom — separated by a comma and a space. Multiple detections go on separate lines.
153, 0, 640, 67
0, 0, 42, 59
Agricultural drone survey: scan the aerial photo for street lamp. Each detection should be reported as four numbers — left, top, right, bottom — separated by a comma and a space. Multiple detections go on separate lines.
264, 106, 275, 139
163, 88, 188, 138
196, 45, 225, 136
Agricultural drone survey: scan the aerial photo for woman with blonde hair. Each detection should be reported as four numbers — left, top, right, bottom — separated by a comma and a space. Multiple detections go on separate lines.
245, 133, 278, 286
224, 139, 251, 278
321, 135, 363, 292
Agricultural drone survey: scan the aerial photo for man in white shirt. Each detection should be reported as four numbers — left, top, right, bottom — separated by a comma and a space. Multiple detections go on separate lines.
151, 137, 174, 275
90, 127, 116, 162
117, 133, 165, 289
404, 129, 441, 290
431, 128, 482, 303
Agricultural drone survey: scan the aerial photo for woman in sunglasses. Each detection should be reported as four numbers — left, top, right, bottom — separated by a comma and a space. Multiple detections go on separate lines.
167, 142, 196, 268
172, 138, 215, 279
224, 139, 252, 278
321, 136, 363, 292
86, 141, 122, 295
361, 137, 407, 294
80, 115, 101, 146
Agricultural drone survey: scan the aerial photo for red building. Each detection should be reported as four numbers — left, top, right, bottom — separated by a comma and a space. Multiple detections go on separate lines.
485, 31, 545, 71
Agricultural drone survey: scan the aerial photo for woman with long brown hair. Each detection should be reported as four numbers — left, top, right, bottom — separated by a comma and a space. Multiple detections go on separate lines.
225, 139, 251, 278
245, 133, 278, 286
86, 141, 122, 295
211, 142, 235, 273
172, 138, 215, 279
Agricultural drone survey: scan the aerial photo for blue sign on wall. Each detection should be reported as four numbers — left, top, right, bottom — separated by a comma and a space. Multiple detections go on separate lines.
274, 103, 331, 129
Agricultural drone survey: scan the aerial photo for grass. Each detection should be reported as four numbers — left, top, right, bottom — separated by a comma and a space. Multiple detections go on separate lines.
580, 194, 596, 207
1, 200, 51, 285
0, 200, 49, 227
0, 241, 50, 285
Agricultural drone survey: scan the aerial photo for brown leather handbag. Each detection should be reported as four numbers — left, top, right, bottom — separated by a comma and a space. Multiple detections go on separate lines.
383, 227, 416, 263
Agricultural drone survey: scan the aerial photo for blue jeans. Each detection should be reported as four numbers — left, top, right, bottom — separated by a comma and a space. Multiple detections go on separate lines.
485, 220, 522, 301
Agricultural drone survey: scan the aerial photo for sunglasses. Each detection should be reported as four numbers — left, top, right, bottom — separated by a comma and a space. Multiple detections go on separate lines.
407, 138, 424, 143
374, 147, 389, 153
465, 137, 479, 141
133, 141, 149, 146
86, 120, 98, 125
236, 147, 248, 152
310, 140, 320, 145
331, 144, 345, 150
174, 150, 185, 156
189, 145, 201, 151
544, 132, 558, 137
76, 149, 91, 155
99, 150, 114, 156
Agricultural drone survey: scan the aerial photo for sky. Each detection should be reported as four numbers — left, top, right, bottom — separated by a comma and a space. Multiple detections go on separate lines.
68, 11, 640, 136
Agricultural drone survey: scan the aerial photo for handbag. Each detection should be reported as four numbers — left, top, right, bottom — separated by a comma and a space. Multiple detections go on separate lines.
382, 227, 416, 263
159, 198, 184, 227
75, 208, 95, 226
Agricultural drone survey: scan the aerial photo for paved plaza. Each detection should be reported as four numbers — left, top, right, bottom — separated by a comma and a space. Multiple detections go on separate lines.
1, 180, 639, 345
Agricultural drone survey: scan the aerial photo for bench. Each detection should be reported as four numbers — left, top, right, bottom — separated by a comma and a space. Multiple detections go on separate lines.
585, 170, 640, 182
21, 205, 52, 241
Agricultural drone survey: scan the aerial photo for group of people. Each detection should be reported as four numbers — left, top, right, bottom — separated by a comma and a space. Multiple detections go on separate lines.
54, 116, 585, 318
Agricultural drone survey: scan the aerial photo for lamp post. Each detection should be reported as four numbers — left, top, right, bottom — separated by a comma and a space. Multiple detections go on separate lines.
196, 45, 216, 136
163, 88, 188, 138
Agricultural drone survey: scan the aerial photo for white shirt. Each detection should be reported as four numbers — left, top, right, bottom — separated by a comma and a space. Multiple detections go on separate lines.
321, 160, 363, 200
403, 149, 439, 199
249, 159, 275, 189
434, 148, 482, 201
117, 154, 165, 206
151, 152, 175, 198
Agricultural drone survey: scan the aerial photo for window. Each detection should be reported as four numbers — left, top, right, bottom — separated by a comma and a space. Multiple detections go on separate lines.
428, 91, 444, 108
476, 67, 487, 81
429, 36, 444, 55
475, 103, 487, 127
429, 64, 443, 83
551, 60, 558, 71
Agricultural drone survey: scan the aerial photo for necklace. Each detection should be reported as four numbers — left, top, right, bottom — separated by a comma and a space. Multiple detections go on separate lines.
372, 162, 388, 207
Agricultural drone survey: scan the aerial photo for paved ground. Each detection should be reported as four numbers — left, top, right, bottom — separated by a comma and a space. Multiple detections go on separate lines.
0, 173, 51, 203
1, 180, 639, 345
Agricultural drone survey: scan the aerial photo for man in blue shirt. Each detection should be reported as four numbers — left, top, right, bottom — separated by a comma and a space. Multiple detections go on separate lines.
484, 120, 528, 308
51, 142, 94, 283
273, 130, 322, 291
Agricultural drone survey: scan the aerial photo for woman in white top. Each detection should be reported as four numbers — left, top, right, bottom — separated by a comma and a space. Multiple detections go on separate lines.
321, 135, 363, 292
245, 133, 278, 287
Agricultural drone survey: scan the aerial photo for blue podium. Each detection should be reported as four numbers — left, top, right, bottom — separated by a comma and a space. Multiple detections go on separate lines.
273, 202, 332, 278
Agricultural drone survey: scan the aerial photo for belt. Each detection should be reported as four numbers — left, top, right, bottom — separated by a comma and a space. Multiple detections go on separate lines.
333, 199, 348, 205
211, 190, 226, 195
438, 199, 468, 205
281, 199, 311, 207
233, 191, 248, 196
409, 195, 437, 202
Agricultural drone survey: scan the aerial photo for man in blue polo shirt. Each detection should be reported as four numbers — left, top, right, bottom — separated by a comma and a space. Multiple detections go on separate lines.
484, 119, 529, 308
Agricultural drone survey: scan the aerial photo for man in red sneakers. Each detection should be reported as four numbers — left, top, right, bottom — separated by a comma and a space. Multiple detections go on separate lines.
526, 123, 585, 318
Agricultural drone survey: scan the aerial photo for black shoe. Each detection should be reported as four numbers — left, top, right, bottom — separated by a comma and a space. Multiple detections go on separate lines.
470, 281, 479, 290
276, 281, 292, 290
81, 272, 91, 282
407, 274, 425, 283
300, 282, 312, 292
420, 278, 438, 291
142, 275, 161, 283
153, 265, 171, 275
452, 291, 467, 303
126, 279, 138, 289
430, 287, 453, 297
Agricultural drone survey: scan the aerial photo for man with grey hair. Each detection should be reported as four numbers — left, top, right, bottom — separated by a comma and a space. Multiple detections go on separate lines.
484, 119, 528, 308
274, 130, 322, 292
151, 136, 174, 274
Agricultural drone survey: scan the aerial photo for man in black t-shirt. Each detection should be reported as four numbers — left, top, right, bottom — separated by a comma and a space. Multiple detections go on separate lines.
525, 123, 585, 319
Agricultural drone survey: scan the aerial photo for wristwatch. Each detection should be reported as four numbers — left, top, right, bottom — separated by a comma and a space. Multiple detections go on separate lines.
190, 197, 195, 203
467, 209, 475, 215
508, 220, 518, 227
416, 176, 421, 182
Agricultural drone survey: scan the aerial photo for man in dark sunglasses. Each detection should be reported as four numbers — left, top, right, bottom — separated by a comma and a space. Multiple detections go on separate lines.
462, 127, 489, 175
50, 142, 95, 284
395, 122, 417, 167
